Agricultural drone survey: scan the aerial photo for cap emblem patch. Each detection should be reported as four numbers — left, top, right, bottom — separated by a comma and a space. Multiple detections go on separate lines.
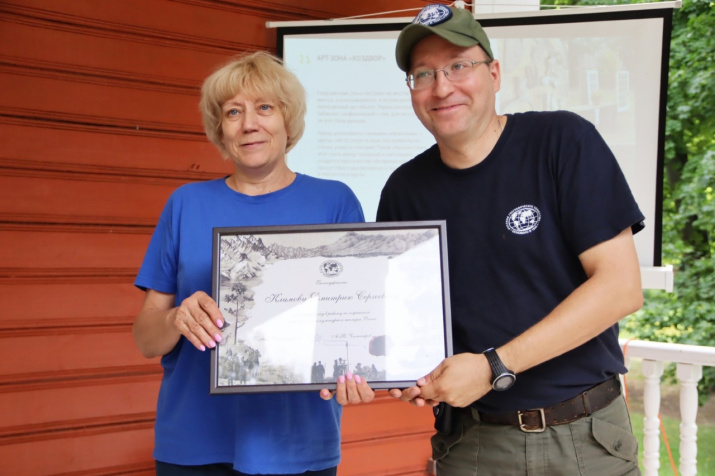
413, 4, 453, 26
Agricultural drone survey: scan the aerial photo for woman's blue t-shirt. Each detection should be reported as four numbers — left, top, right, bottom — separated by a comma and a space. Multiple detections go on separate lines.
135, 173, 364, 473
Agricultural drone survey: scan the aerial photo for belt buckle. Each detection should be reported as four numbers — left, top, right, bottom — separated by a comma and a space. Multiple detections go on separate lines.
518, 408, 546, 433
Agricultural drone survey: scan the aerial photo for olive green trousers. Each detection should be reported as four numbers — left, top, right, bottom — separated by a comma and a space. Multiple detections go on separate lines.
432, 395, 640, 476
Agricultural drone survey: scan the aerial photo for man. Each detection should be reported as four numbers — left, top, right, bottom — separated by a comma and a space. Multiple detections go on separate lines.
377, 4, 644, 475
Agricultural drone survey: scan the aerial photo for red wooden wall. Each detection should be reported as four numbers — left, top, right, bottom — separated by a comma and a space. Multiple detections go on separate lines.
0, 1, 443, 474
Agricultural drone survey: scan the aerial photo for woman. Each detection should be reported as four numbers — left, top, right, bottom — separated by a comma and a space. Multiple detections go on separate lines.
132, 51, 374, 476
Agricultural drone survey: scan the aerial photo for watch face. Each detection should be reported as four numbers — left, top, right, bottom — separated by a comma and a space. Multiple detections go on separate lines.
493, 373, 516, 391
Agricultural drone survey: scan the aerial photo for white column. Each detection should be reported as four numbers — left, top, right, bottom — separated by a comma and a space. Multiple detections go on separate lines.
642, 359, 664, 476
678, 363, 703, 476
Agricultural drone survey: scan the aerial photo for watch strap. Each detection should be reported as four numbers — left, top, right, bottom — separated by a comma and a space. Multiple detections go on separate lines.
484, 347, 509, 380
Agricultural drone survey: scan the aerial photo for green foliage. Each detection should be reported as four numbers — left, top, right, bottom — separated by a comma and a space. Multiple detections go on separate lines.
542, 0, 715, 397
625, 0, 715, 398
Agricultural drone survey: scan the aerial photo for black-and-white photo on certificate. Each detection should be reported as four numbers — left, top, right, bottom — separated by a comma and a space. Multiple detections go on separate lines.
209, 221, 452, 393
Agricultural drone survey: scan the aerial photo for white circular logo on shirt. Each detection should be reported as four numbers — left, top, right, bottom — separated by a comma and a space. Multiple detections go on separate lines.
506, 205, 541, 235
413, 4, 452, 25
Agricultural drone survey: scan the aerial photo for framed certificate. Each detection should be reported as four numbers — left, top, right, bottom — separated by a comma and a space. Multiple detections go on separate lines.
209, 221, 452, 393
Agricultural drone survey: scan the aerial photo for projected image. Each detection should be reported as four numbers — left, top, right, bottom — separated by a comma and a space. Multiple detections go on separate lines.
496, 36, 635, 141
498, 38, 570, 113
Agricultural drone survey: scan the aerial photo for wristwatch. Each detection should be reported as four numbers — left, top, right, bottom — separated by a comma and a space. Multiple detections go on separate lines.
483, 348, 516, 391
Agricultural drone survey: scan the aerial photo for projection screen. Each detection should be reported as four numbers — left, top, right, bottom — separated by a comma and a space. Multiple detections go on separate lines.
275, 4, 673, 268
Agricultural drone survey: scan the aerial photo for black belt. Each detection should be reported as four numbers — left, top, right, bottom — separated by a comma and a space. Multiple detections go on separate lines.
477, 377, 621, 433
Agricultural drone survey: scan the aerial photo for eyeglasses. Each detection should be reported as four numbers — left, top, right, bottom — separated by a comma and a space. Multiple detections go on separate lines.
406, 59, 493, 91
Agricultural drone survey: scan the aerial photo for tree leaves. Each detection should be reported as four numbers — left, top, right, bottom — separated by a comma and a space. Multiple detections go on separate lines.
625, 0, 715, 399
544, 0, 715, 399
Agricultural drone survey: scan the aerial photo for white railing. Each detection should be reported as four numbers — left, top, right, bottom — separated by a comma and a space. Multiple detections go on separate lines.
620, 338, 715, 476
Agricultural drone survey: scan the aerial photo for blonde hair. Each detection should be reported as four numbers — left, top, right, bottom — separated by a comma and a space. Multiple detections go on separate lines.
199, 51, 306, 155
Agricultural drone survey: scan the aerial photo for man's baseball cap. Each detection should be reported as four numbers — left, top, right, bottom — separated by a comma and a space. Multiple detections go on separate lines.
395, 4, 493, 72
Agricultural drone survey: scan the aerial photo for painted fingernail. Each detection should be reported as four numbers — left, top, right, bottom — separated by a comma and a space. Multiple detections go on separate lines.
338, 376, 345, 384
214, 334, 222, 342
355, 375, 362, 384
208, 341, 216, 348
199, 345, 206, 352
217, 319, 224, 328
346, 372, 353, 380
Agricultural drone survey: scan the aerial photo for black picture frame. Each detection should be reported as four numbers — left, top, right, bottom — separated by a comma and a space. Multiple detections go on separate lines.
209, 220, 452, 394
